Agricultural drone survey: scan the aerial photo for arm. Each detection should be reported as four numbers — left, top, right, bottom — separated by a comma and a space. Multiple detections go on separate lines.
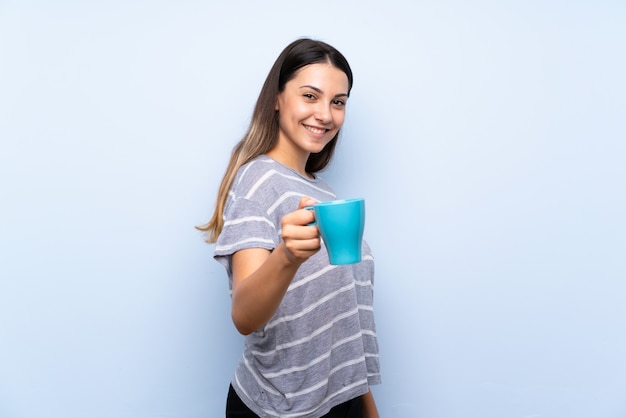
361, 390, 380, 418
230, 197, 319, 335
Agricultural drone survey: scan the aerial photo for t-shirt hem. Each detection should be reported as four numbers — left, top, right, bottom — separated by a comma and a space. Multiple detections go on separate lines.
231, 378, 371, 418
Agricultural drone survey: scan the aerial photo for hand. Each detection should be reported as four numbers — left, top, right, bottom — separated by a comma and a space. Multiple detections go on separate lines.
280, 196, 320, 264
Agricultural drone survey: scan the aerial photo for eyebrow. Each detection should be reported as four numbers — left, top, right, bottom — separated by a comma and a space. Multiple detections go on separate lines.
299, 85, 349, 97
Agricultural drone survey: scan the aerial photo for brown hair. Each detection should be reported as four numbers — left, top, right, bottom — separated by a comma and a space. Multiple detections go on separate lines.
198, 38, 353, 243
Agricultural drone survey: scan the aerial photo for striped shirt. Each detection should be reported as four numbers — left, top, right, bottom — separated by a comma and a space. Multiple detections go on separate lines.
214, 155, 381, 418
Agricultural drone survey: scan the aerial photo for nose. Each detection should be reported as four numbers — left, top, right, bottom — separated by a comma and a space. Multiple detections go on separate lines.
315, 103, 332, 125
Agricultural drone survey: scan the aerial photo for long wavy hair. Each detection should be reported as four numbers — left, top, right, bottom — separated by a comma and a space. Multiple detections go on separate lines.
198, 38, 354, 243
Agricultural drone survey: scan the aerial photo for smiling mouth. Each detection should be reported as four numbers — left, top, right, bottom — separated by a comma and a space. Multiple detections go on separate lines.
304, 124, 328, 135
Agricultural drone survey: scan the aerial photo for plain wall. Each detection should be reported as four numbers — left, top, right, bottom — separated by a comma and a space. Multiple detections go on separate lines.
1, 1, 625, 417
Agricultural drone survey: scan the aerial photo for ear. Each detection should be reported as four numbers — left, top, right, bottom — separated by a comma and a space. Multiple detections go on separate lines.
274, 92, 283, 111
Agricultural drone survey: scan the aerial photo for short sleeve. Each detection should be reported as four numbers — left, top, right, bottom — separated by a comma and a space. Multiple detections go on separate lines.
213, 197, 278, 279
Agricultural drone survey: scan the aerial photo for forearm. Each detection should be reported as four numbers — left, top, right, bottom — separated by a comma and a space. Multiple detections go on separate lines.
361, 390, 380, 418
231, 198, 319, 335
231, 243, 302, 335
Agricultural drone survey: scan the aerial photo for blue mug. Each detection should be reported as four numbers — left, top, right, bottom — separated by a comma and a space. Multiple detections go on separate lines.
307, 198, 365, 265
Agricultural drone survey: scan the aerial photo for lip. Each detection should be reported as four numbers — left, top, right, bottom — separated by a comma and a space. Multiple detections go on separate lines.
303, 124, 330, 136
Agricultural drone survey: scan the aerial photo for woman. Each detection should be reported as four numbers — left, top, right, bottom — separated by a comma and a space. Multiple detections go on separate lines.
200, 38, 381, 418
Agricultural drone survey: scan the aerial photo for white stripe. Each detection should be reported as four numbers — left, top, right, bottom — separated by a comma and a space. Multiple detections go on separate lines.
241, 355, 283, 397
285, 358, 366, 398
236, 159, 260, 187
215, 237, 274, 252
267, 191, 306, 215
223, 215, 275, 228
245, 169, 276, 199
361, 329, 377, 337
263, 332, 363, 378
287, 264, 337, 292
251, 308, 359, 357
245, 169, 336, 200
265, 283, 354, 330
235, 369, 284, 418
264, 378, 368, 418
264, 351, 331, 379
332, 331, 365, 350
357, 304, 374, 312
281, 379, 369, 417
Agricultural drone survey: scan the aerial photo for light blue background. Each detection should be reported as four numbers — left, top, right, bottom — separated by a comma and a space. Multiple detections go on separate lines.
1, 1, 625, 417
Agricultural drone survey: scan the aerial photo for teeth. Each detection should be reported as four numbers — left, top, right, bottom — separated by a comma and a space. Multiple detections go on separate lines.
305, 125, 326, 134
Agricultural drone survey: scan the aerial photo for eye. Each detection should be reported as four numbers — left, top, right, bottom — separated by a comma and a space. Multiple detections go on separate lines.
303, 93, 316, 100
332, 98, 346, 107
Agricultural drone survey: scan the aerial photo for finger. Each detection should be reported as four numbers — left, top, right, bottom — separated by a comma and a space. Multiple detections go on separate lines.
284, 238, 321, 259
282, 223, 319, 240
282, 208, 316, 227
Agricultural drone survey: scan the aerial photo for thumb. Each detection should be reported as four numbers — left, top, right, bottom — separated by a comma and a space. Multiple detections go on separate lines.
298, 196, 317, 209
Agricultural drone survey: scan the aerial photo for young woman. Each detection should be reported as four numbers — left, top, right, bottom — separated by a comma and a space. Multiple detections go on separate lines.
200, 38, 381, 418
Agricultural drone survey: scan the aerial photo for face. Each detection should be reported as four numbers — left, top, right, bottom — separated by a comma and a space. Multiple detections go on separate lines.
274, 63, 350, 162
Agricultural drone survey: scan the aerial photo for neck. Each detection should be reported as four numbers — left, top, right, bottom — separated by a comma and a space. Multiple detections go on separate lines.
266, 147, 311, 179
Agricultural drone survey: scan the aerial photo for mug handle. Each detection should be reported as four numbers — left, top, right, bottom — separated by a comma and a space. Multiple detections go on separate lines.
303, 206, 316, 226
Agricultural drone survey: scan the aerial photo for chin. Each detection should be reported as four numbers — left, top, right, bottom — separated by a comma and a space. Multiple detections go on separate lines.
308, 145, 329, 155
309, 139, 334, 153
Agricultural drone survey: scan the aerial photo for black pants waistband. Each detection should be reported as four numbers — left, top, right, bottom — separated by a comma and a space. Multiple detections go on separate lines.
226, 384, 363, 417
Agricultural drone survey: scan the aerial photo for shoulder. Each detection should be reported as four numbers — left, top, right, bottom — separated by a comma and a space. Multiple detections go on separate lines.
233, 155, 333, 198
225, 156, 295, 217
226, 156, 285, 208
228, 155, 337, 216
231, 155, 277, 196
